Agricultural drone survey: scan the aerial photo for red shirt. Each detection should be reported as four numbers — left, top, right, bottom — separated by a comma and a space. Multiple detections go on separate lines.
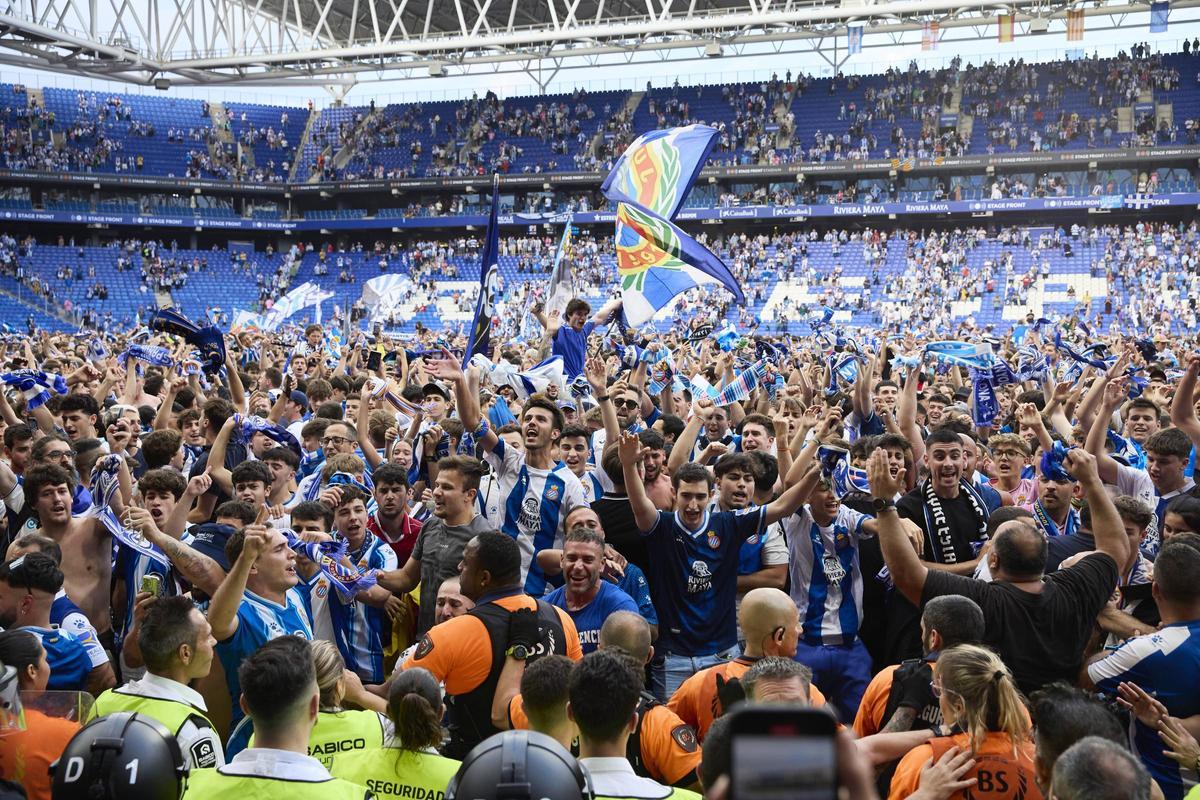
367, 512, 422, 566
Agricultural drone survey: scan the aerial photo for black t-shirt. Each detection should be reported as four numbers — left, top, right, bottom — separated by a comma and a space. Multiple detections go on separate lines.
1046, 531, 1096, 572
884, 489, 989, 664
921, 553, 1119, 695
592, 492, 648, 573
188, 442, 249, 521
897, 488, 983, 566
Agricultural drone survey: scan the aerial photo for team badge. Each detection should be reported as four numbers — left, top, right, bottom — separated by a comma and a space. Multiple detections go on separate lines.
707, 532, 721, 549
670, 724, 699, 753
545, 484, 560, 501
414, 635, 435, 659
744, 533, 760, 546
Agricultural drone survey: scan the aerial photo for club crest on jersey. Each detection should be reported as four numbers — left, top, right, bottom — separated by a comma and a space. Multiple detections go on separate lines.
414, 635, 434, 659
545, 483, 560, 502
706, 532, 721, 549
744, 533, 759, 546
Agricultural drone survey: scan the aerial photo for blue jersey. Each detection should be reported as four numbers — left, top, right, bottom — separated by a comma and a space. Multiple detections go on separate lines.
782, 505, 871, 646
1089, 620, 1200, 800
26, 626, 92, 691
545, 580, 639, 654
326, 531, 399, 683
552, 320, 596, 379
114, 534, 189, 639
216, 588, 313, 724
50, 591, 108, 672
641, 507, 765, 656
483, 440, 588, 596
615, 564, 657, 628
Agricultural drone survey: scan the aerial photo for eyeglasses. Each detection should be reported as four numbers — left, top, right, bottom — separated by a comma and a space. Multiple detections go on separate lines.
615, 399, 640, 409
320, 436, 351, 447
45, 450, 76, 461
930, 680, 942, 698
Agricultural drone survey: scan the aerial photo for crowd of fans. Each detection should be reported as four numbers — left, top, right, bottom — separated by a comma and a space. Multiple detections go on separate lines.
0, 245, 1198, 797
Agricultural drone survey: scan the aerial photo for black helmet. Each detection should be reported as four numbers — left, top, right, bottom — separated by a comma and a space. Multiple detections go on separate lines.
51, 712, 188, 800
446, 730, 593, 800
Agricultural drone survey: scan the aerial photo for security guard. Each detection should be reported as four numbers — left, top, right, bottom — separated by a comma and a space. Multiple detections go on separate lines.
243, 640, 390, 768
499, 611, 702, 791
331, 667, 461, 799
183, 636, 370, 799
88, 595, 224, 769
405, 532, 583, 758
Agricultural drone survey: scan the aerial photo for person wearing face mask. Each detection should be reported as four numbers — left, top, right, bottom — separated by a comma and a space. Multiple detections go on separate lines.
88, 596, 224, 770
183, 637, 370, 799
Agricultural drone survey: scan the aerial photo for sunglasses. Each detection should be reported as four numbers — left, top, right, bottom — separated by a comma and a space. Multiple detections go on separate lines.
615, 399, 640, 409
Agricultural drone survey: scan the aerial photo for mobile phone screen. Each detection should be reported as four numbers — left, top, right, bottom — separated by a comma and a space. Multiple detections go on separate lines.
731, 733, 836, 800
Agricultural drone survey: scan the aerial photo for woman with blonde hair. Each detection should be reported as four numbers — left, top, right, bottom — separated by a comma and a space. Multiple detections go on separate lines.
888, 644, 1040, 799
246, 639, 391, 769
330, 667, 461, 799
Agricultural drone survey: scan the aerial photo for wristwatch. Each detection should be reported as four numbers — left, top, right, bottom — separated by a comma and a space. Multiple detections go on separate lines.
505, 644, 530, 661
872, 497, 896, 513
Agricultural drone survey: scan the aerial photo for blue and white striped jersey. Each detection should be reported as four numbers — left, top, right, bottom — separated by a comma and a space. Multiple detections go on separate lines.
782, 505, 871, 646
216, 587, 313, 725
326, 530, 399, 684
484, 439, 588, 596
1089, 620, 1200, 800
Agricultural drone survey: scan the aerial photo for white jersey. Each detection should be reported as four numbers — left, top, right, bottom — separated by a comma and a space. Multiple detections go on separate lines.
483, 439, 588, 596
783, 504, 872, 646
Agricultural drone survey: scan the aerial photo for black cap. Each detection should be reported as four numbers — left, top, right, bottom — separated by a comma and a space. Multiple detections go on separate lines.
186, 523, 236, 571
422, 382, 450, 401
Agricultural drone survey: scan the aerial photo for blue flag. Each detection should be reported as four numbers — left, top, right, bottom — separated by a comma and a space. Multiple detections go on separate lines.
1150, 1, 1169, 32
464, 175, 501, 366
847, 25, 863, 54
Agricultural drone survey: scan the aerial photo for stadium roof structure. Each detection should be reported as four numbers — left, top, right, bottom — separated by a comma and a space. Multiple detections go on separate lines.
0, 0, 1195, 90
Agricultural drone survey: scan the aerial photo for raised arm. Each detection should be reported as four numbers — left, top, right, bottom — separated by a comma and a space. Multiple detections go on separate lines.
357, 382, 384, 470
763, 461, 821, 525
1064, 448, 1129, 568
867, 449, 928, 606
1171, 354, 1200, 452
127, 506, 227, 597
1084, 378, 1126, 486
225, 348, 246, 412
897, 365, 926, 467
207, 415, 238, 495
426, 350, 499, 453
618, 431, 658, 533
585, 357, 620, 448
206, 523, 269, 641
666, 397, 712, 477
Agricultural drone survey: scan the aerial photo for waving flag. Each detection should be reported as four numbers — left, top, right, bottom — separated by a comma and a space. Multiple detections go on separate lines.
601, 124, 718, 219
464, 175, 501, 366
613, 202, 745, 326
545, 221, 575, 320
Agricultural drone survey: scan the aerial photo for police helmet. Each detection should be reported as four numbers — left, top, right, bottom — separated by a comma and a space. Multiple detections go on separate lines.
51, 712, 188, 800
446, 729, 593, 800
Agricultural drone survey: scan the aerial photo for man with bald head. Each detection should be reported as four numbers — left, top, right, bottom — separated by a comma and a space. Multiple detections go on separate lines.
867, 446, 1130, 695
667, 588, 818, 740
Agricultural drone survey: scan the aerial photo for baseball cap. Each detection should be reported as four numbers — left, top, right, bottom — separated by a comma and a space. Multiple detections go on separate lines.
422, 382, 450, 401
557, 399, 577, 411
187, 523, 236, 571
288, 390, 308, 408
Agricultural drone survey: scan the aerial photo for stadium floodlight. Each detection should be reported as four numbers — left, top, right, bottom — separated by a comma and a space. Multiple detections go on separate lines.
1029, 16, 1049, 33
154, 78, 171, 90
429, 62, 446, 77
704, 41, 723, 57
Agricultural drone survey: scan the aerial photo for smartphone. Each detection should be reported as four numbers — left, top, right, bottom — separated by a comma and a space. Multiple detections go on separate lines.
729, 705, 837, 800
140, 574, 162, 597
364, 349, 383, 372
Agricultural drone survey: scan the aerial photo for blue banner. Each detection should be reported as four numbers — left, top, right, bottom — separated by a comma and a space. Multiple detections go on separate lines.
463, 176, 501, 365
1150, 1, 1169, 32
847, 25, 863, 54
0, 192, 1194, 232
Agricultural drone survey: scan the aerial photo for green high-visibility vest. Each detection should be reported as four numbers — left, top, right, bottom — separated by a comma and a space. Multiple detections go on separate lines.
183, 768, 370, 799
330, 748, 459, 800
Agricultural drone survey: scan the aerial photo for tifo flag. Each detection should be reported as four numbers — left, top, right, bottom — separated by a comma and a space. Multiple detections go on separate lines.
922, 21, 939, 50
998, 14, 1014, 42
463, 174, 501, 365
545, 220, 575, 320
613, 201, 745, 326
847, 25, 863, 55
1150, 1, 1169, 32
600, 124, 718, 219
1066, 9, 1085, 40
361, 273, 414, 320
